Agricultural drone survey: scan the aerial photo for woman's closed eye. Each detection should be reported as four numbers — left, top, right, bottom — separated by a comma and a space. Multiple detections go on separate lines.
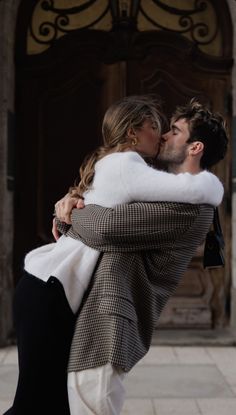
152, 122, 158, 130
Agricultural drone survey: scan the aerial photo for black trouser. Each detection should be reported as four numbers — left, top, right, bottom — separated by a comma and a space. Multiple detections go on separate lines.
4, 272, 76, 415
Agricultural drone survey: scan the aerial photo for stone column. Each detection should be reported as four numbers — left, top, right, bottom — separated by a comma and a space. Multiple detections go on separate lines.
227, 0, 236, 330
0, 0, 20, 346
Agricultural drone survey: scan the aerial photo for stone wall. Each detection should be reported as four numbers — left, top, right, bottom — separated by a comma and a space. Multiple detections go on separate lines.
0, 0, 20, 346
227, 0, 236, 329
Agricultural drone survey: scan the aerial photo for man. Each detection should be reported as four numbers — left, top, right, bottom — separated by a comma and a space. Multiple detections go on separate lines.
54, 99, 228, 415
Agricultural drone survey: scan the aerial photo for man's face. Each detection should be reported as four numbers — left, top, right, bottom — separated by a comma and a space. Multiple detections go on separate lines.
157, 118, 191, 165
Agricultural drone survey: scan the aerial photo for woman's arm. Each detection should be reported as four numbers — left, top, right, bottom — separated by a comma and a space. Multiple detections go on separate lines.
121, 152, 224, 207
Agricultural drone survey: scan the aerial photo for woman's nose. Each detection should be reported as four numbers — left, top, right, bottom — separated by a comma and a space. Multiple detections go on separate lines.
162, 132, 168, 141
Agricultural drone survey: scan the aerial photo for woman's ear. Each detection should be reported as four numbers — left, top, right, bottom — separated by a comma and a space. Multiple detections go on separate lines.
127, 127, 137, 139
189, 141, 204, 156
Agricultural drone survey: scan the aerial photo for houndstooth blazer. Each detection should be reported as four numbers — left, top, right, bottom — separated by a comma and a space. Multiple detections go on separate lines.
57, 202, 214, 373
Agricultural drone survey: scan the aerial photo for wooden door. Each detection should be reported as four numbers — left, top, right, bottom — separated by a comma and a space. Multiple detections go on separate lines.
14, 56, 123, 279
125, 47, 231, 328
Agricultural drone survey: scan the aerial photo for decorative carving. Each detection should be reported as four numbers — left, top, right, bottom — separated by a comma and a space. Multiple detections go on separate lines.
139, 0, 218, 46
29, 0, 110, 46
27, 0, 221, 56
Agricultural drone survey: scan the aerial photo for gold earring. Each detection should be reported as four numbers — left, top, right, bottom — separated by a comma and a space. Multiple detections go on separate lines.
131, 137, 138, 146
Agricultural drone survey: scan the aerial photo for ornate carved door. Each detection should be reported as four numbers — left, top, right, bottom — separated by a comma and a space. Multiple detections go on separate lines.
14, 0, 232, 328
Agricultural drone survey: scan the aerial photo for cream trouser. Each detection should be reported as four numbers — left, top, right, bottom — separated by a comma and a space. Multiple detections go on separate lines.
67, 363, 126, 415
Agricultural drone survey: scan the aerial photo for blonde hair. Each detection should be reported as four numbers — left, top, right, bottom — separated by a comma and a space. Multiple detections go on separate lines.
74, 95, 165, 195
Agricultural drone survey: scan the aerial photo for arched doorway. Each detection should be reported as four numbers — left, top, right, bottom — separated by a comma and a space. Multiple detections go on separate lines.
14, 0, 233, 329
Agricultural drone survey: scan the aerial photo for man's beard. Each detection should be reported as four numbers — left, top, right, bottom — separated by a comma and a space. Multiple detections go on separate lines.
156, 146, 188, 172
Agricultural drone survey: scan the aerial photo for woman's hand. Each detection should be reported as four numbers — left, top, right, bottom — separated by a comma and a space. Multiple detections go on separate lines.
54, 193, 79, 224
76, 198, 85, 209
52, 193, 85, 240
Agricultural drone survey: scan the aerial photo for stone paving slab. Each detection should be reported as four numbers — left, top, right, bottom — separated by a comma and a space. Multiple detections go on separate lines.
231, 386, 236, 395
1, 347, 18, 365
173, 347, 213, 364
0, 349, 7, 364
138, 347, 177, 365
0, 400, 12, 414
206, 347, 236, 364
196, 398, 236, 415
153, 398, 200, 414
124, 364, 234, 398
2, 346, 236, 415
121, 398, 155, 415
121, 398, 236, 415
0, 365, 18, 401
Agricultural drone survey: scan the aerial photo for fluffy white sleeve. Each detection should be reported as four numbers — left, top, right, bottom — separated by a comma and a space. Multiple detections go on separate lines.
120, 152, 224, 206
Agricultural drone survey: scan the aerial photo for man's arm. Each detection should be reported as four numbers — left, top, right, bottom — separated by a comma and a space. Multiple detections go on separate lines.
65, 202, 201, 252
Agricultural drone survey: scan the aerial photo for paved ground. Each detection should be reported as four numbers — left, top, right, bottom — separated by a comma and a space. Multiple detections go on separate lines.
1, 345, 236, 414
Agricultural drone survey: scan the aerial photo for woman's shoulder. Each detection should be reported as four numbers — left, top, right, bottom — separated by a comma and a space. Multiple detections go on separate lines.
121, 151, 145, 163
95, 151, 145, 168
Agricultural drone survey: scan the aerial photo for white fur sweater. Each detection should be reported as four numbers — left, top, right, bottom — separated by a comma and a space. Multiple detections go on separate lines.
84, 151, 223, 206
24, 151, 224, 313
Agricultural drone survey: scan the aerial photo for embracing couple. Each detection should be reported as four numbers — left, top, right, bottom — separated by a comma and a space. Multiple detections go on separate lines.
6, 95, 228, 415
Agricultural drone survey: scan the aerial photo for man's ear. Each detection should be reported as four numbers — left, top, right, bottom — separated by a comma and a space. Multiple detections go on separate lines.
189, 141, 204, 156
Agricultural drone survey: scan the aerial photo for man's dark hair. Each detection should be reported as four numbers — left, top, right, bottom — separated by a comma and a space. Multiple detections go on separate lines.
172, 99, 228, 169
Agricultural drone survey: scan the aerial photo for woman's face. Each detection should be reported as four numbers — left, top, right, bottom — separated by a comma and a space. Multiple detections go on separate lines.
133, 119, 161, 158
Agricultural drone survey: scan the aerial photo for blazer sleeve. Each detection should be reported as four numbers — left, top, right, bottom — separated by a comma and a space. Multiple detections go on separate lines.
65, 202, 201, 252
55, 217, 71, 235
